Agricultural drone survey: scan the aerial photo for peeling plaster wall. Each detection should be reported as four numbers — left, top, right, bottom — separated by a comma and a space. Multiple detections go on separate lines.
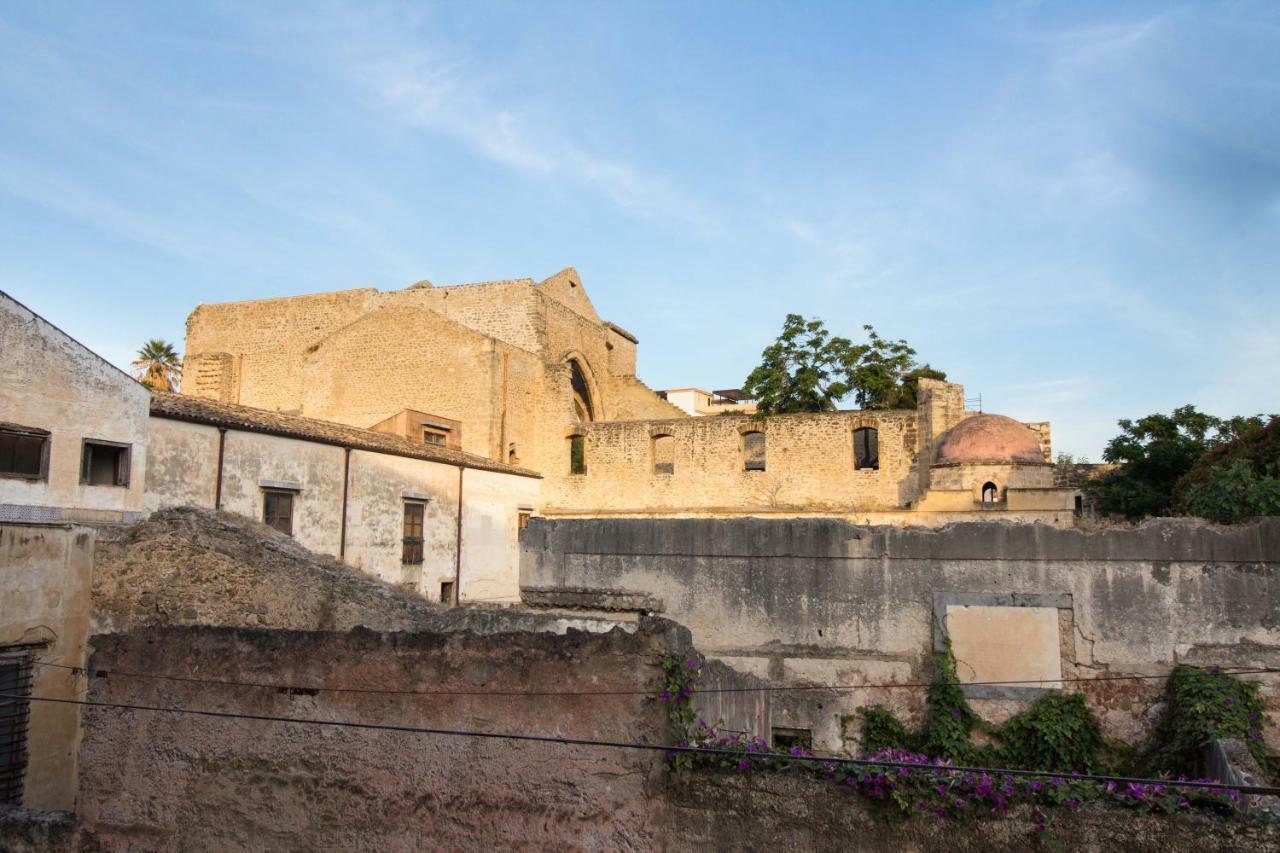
0, 292, 150, 523
0, 523, 93, 810
144, 418, 541, 601
522, 517, 1280, 753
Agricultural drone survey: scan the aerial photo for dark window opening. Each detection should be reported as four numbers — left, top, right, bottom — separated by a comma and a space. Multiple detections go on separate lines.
568, 359, 595, 422
402, 502, 425, 564
1074, 494, 1084, 514
771, 727, 812, 752
569, 434, 586, 475
981, 482, 999, 504
743, 430, 766, 472
853, 427, 879, 470
422, 428, 447, 446
518, 511, 532, 531
263, 490, 294, 535
508, 444, 519, 465
80, 440, 130, 487
0, 648, 34, 806
652, 433, 674, 475
0, 426, 48, 480
440, 580, 455, 605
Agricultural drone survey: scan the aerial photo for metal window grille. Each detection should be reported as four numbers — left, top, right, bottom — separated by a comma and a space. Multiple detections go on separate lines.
0, 649, 34, 806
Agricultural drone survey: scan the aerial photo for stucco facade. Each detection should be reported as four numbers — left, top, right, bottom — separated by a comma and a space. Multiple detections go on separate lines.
0, 292, 150, 524
144, 395, 541, 604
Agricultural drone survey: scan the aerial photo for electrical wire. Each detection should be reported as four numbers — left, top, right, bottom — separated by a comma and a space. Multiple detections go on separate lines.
31, 659, 1280, 699
4, 690, 1278, 797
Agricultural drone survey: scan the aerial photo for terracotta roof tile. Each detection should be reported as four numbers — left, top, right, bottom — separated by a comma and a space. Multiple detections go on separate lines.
150, 392, 540, 479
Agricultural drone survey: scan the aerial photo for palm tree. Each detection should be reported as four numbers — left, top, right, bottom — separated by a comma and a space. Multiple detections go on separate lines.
132, 339, 183, 393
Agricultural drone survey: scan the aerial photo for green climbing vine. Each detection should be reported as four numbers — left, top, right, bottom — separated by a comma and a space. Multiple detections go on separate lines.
1142, 665, 1270, 777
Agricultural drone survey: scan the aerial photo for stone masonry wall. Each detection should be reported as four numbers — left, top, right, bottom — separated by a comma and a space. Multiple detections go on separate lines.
522, 517, 1280, 754
72, 622, 681, 851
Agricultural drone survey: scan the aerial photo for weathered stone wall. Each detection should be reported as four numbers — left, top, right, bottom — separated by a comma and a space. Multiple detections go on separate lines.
0, 291, 151, 524
663, 772, 1279, 852
0, 523, 93, 811
521, 517, 1280, 753
72, 622, 679, 851
546, 410, 922, 513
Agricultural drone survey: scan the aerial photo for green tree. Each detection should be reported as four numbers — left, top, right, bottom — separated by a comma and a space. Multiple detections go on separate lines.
1176, 416, 1280, 523
742, 315, 935, 414
131, 339, 183, 393
1088, 406, 1272, 519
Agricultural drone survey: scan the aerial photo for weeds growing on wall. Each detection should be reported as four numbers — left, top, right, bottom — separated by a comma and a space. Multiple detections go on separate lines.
1141, 665, 1271, 777
856, 645, 1110, 772
658, 649, 1263, 829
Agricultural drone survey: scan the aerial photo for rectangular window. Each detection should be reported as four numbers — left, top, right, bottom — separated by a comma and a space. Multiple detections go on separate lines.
262, 490, 294, 536
440, 580, 455, 605
771, 727, 812, 752
853, 427, 880, 470
0, 426, 48, 480
402, 502, 425, 564
422, 428, 447, 446
0, 648, 34, 806
569, 434, 586, 475
517, 511, 532, 531
80, 440, 130, 486
742, 431, 766, 472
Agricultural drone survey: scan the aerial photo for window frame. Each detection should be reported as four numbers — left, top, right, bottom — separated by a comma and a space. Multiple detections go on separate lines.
422, 428, 448, 447
262, 488, 296, 536
853, 426, 880, 471
742, 430, 766, 472
402, 500, 426, 565
0, 424, 50, 482
79, 438, 131, 487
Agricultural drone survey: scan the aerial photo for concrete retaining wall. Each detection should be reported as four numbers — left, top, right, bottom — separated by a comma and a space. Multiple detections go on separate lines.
521, 517, 1280, 752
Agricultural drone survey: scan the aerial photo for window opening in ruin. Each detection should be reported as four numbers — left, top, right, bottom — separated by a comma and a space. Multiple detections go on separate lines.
568, 359, 595, 422
569, 434, 586, 475
440, 580, 455, 605
518, 511, 532, 531
508, 444, 518, 465
262, 490, 294, 535
80, 439, 130, 486
0, 425, 48, 480
0, 647, 34, 806
853, 427, 879, 470
742, 430, 766, 472
770, 727, 812, 752
981, 482, 999, 504
402, 502, 425, 564
1074, 494, 1084, 514
652, 433, 674, 475
422, 428, 447, 446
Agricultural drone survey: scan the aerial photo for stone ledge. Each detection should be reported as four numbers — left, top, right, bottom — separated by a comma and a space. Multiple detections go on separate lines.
521, 586, 665, 613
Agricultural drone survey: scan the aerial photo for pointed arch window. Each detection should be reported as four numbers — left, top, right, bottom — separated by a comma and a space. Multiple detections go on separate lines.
568, 359, 595, 422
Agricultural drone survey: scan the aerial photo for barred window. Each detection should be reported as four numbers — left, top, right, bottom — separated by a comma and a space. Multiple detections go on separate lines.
0, 648, 34, 806
403, 502, 425, 564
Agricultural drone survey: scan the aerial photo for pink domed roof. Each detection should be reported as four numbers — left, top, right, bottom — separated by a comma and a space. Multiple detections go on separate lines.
934, 414, 1045, 465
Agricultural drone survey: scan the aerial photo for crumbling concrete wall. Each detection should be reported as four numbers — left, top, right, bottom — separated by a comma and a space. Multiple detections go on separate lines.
73, 621, 683, 851
522, 517, 1280, 753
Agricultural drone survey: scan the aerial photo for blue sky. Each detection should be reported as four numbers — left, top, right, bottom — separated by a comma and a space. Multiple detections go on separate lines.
2, 1, 1277, 457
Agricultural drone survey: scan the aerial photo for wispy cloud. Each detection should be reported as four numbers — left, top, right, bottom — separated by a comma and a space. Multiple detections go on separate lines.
297, 7, 717, 231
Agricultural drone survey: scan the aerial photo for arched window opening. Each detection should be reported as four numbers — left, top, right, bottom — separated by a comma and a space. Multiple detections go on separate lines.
508, 444, 519, 465
569, 434, 586, 475
853, 427, 879, 470
568, 359, 595, 422
652, 434, 674, 475
743, 430, 766, 472
981, 482, 999, 504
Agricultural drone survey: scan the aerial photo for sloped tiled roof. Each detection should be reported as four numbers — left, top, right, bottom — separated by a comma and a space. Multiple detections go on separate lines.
150, 392, 540, 479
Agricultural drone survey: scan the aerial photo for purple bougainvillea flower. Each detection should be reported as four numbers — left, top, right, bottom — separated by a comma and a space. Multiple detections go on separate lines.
1225, 697, 1234, 707
660, 691, 671, 703
951, 708, 962, 718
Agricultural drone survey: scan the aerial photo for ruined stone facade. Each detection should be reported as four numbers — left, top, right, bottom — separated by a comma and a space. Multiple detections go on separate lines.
184, 270, 1076, 525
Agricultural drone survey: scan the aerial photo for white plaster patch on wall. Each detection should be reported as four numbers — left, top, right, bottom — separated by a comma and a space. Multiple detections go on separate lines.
946, 604, 1063, 687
